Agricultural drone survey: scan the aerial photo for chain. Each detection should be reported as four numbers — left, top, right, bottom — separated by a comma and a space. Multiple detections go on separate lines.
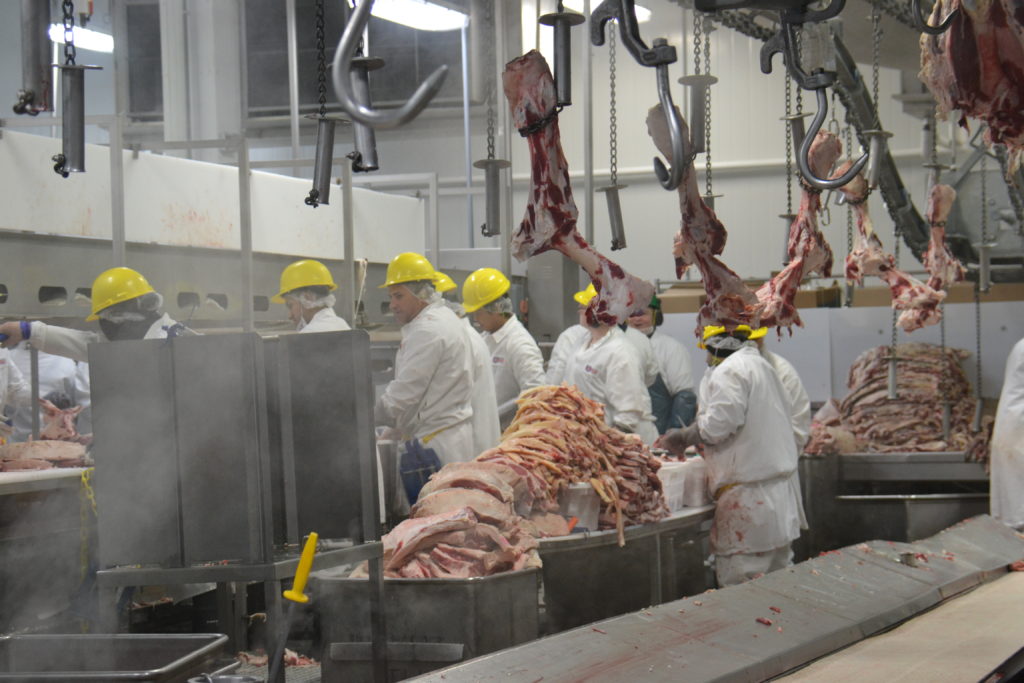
315, 0, 327, 117
784, 73, 793, 216
980, 153, 989, 243
484, 0, 496, 159
928, 107, 939, 170
794, 27, 803, 117
974, 278, 983, 411
871, 0, 882, 124
693, 12, 703, 79
79, 468, 97, 584
62, 0, 77, 66
703, 17, 713, 197
609, 25, 618, 185
845, 122, 854, 256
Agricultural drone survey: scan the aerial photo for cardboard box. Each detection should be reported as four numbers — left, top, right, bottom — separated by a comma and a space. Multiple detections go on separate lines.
850, 282, 1024, 308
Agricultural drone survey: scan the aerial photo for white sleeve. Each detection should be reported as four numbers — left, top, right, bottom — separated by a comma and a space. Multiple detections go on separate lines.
605, 352, 648, 433
696, 364, 750, 445
4, 356, 31, 409
510, 333, 547, 393
774, 356, 811, 448
375, 332, 445, 432
30, 322, 99, 363
546, 330, 574, 384
657, 335, 694, 394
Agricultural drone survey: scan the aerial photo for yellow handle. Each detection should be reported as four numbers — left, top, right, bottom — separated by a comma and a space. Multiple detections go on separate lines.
283, 532, 318, 604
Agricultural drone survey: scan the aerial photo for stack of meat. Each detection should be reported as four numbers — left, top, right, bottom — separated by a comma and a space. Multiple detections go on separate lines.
480, 384, 669, 544
805, 343, 992, 461
0, 399, 91, 472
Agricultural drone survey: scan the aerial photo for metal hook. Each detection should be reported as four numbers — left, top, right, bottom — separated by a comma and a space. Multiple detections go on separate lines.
797, 88, 868, 190
591, 0, 675, 67
331, 0, 449, 129
912, 0, 958, 35
653, 57, 687, 190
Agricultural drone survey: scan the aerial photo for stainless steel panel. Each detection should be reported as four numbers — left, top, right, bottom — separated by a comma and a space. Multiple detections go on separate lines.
91, 339, 183, 568
839, 451, 988, 482
525, 250, 579, 347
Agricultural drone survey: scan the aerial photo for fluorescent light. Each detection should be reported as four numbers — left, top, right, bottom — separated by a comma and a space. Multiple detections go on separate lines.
563, 0, 652, 22
48, 24, 114, 53
371, 0, 468, 32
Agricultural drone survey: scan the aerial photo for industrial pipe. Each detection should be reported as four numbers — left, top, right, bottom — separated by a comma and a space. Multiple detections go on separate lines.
306, 117, 337, 207
30, 346, 39, 440
474, 158, 511, 237
678, 74, 717, 155
52, 65, 100, 177
779, 213, 795, 265
348, 57, 383, 172
976, 242, 992, 293
784, 112, 809, 154
599, 184, 628, 250
863, 129, 893, 189
538, 8, 585, 107
887, 355, 898, 400
15, 0, 52, 115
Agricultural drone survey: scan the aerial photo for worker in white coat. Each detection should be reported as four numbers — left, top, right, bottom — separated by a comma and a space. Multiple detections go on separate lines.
749, 327, 811, 450
628, 294, 697, 432
657, 325, 806, 587
563, 284, 658, 445
434, 270, 500, 454
272, 259, 350, 333
546, 322, 588, 385
991, 337, 1024, 529
462, 268, 546, 425
374, 253, 476, 470
0, 267, 194, 363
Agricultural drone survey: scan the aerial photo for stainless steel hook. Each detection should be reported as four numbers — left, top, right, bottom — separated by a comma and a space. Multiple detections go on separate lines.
331, 0, 449, 129
797, 88, 868, 190
653, 55, 687, 190
912, 0, 958, 35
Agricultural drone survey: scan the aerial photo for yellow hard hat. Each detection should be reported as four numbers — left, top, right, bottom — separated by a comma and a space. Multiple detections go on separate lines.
462, 268, 511, 313
573, 283, 597, 306
272, 259, 338, 303
433, 271, 457, 294
748, 326, 768, 340
86, 267, 156, 321
379, 252, 436, 288
698, 324, 753, 349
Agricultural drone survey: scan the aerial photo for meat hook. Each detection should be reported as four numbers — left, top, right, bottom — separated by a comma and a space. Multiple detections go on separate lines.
797, 88, 868, 190
653, 55, 687, 190
331, 0, 449, 129
912, 0, 958, 35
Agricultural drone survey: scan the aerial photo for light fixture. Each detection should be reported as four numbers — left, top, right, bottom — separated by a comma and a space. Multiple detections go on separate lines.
563, 0, 652, 22
371, 0, 468, 32
48, 24, 114, 53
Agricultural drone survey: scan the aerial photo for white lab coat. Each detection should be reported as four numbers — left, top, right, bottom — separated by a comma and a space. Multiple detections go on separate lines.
482, 316, 546, 408
546, 324, 588, 384
8, 348, 83, 442
461, 317, 501, 456
622, 326, 660, 387
0, 348, 30, 418
762, 349, 811, 450
649, 329, 694, 394
27, 314, 185, 363
563, 327, 658, 444
991, 338, 1024, 529
375, 301, 476, 466
297, 307, 350, 333
695, 344, 805, 556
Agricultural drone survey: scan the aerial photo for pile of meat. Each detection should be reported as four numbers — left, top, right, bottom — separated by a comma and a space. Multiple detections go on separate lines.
0, 399, 91, 472
481, 384, 669, 544
805, 343, 992, 461
920, 0, 1024, 172
504, 51, 655, 325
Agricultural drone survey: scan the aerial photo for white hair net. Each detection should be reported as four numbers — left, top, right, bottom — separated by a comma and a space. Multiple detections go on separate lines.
409, 280, 440, 304
481, 295, 514, 316
285, 288, 337, 310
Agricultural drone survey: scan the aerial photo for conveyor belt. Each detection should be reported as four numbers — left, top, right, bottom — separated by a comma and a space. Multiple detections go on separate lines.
410, 515, 1024, 682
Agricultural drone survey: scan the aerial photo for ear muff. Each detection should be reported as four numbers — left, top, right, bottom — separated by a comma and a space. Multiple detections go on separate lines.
655, 309, 664, 327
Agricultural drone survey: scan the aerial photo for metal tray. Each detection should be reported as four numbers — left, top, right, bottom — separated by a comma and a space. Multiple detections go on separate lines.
0, 633, 227, 681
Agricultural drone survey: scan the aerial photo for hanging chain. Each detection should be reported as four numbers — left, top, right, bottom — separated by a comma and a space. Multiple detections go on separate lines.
980, 153, 989, 244
794, 27, 803, 118
693, 12, 703, 80
784, 74, 793, 216
609, 24, 618, 185
62, 0, 77, 66
974, 276, 983, 418
845, 121, 854, 256
703, 17, 713, 197
928, 107, 939, 171
485, 0, 496, 159
315, 0, 327, 117
871, 0, 882, 125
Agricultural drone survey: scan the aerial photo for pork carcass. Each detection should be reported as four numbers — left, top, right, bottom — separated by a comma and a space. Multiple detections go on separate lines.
922, 184, 967, 291
837, 162, 946, 332
39, 399, 83, 441
646, 105, 762, 331
755, 132, 839, 328
920, 0, 1024, 172
504, 51, 655, 325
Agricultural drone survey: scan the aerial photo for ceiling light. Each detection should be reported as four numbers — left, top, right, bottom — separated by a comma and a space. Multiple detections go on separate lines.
48, 24, 114, 53
562, 0, 652, 22
371, 0, 468, 32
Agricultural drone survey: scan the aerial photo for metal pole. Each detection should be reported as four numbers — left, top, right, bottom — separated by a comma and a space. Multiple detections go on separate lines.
110, 0, 128, 266
30, 347, 40, 440
461, 22, 475, 248
285, 0, 302, 177
495, 0, 512, 275
238, 137, 254, 332
430, 173, 440, 266
582, 0, 594, 247
343, 162, 356, 326
15, 0, 52, 115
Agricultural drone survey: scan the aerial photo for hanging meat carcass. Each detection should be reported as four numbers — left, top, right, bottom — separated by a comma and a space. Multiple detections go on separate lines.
919, 0, 1024, 172
504, 51, 655, 325
922, 184, 967, 291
